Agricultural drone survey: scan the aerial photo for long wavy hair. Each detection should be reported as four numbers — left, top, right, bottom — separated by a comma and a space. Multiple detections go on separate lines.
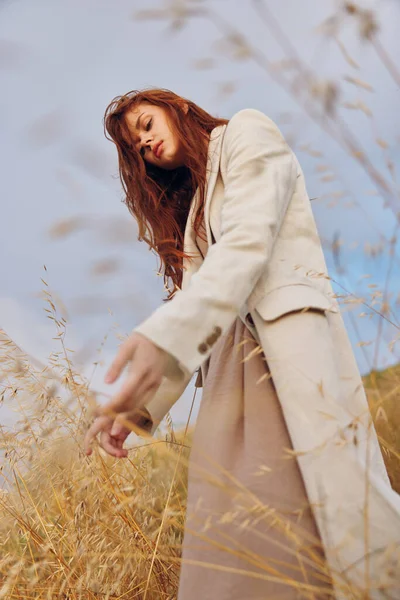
103, 88, 229, 301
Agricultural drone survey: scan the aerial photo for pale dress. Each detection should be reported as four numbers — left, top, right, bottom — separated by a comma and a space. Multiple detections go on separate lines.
176, 225, 333, 599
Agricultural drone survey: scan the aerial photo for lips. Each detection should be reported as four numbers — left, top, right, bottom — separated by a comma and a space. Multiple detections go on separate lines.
153, 141, 163, 158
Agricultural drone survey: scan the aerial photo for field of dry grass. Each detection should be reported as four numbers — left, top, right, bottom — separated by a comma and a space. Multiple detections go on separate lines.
1, 315, 400, 599
363, 365, 400, 494
0, 321, 193, 599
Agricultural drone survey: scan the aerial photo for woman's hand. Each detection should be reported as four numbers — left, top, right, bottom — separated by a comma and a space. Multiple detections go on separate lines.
84, 407, 152, 457
84, 415, 131, 458
95, 332, 167, 418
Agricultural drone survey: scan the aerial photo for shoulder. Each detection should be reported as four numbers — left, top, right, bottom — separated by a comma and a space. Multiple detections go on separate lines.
223, 108, 290, 152
226, 108, 281, 132
228, 107, 271, 125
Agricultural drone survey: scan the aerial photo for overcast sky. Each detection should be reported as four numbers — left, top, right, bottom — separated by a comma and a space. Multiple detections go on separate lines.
1, 0, 399, 433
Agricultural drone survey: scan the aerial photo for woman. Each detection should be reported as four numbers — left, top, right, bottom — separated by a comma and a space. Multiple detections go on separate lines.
84, 89, 400, 599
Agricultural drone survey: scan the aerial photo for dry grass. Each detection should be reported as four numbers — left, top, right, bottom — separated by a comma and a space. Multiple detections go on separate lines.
0, 304, 193, 599
363, 365, 400, 494
1, 296, 400, 599
0, 429, 192, 599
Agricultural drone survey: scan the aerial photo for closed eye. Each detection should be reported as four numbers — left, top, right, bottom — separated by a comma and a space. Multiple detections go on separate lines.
139, 118, 153, 157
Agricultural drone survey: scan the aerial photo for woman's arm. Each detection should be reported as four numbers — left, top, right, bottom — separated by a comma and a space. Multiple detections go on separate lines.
141, 370, 194, 434
133, 109, 298, 378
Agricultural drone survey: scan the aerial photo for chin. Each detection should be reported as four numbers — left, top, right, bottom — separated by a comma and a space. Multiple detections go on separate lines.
161, 158, 179, 171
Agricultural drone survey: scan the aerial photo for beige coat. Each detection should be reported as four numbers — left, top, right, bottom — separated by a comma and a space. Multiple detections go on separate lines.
134, 109, 400, 597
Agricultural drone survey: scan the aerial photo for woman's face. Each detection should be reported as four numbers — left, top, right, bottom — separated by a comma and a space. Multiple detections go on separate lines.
125, 102, 187, 171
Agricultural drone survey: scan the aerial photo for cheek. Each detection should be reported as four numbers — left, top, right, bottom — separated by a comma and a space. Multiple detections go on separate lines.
164, 125, 176, 148
169, 134, 180, 156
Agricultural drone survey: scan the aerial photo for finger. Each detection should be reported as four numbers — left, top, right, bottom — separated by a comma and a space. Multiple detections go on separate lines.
100, 374, 159, 417
118, 358, 162, 408
99, 431, 128, 458
110, 415, 131, 438
100, 369, 148, 415
84, 416, 110, 456
115, 438, 127, 451
99, 431, 120, 457
105, 340, 136, 384
114, 438, 128, 457
109, 411, 145, 437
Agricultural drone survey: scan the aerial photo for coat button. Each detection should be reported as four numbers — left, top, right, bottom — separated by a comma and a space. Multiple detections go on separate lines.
206, 333, 218, 346
198, 342, 208, 354
214, 326, 222, 336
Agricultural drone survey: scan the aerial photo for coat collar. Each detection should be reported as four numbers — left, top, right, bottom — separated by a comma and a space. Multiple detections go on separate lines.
181, 124, 227, 289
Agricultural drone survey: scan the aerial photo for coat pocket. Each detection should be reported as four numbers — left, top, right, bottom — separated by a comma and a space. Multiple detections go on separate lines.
254, 283, 338, 322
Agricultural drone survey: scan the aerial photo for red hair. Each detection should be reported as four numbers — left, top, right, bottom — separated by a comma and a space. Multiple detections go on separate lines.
103, 88, 228, 301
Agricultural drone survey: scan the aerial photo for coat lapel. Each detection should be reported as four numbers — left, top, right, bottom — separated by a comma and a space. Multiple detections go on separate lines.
203, 124, 227, 245
181, 124, 227, 290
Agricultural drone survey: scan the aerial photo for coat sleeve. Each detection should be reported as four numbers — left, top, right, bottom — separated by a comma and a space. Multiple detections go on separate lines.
135, 108, 298, 406
135, 370, 195, 436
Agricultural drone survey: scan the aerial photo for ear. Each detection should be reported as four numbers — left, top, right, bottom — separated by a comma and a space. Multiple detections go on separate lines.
182, 102, 189, 114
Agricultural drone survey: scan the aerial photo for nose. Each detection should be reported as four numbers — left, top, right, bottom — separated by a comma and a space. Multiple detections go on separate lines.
141, 133, 152, 146
140, 135, 153, 154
